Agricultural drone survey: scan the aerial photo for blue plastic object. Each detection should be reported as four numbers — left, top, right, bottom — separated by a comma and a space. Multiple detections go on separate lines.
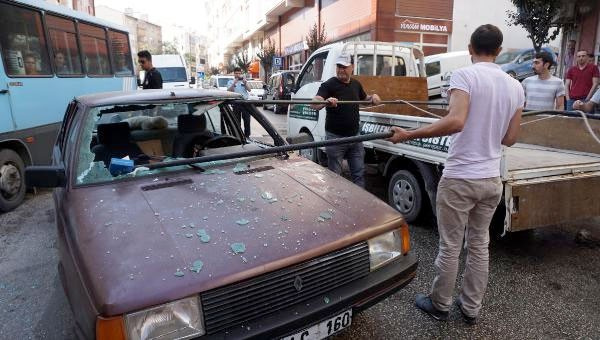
109, 158, 134, 176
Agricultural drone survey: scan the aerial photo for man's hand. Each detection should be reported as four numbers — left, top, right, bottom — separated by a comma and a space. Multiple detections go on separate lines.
371, 94, 382, 105
387, 126, 411, 144
573, 100, 584, 110
326, 97, 338, 107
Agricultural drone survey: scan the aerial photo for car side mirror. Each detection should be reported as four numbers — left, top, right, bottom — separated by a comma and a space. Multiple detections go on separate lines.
263, 84, 268, 90
190, 77, 196, 85
25, 165, 67, 188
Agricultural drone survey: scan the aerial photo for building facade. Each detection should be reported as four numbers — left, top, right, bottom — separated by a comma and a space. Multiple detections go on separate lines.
46, 0, 95, 15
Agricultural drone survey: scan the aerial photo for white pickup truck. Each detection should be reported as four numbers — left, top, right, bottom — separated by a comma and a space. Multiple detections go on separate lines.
288, 41, 600, 236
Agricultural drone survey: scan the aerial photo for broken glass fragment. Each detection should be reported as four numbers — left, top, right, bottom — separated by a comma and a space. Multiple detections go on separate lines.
190, 260, 204, 273
236, 218, 250, 226
261, 191, 274, 200
174, 270, 185, 277
323, 296, 330, 304
233, 163, 248, 173
319, 211, 333, 220
231, 243, 246, 254
254, 174, 264, 178
185, 233, 193, 238
197, 229, 211, 243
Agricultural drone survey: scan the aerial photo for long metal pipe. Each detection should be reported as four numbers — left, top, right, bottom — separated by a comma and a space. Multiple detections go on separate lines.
142, 132, 393, 170
233, 99, 449, 106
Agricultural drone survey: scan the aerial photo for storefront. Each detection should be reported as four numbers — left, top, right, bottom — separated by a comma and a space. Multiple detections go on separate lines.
283, 40, 307, 70
394, 17, 452, 56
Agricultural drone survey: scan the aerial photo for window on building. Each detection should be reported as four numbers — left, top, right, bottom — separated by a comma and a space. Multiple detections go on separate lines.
109, 30, 133, 76
46, 15, 83, 75
78, 23, 111, 75
297, 51, 329, 88
0, 2, 51, 76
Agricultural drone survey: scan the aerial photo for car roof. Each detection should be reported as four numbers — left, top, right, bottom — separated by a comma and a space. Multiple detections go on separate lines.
76, 88, 242, 107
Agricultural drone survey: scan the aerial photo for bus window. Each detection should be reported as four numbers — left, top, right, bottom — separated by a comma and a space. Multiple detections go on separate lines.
109, 31, 133, 76
395, 56, 407, 76
0, 2, 51, 76
46, 15, 83, 76
78, 23, 111, 76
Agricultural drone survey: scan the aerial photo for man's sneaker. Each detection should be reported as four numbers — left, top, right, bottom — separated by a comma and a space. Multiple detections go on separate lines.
456, 299, 477, 325
415, 294, 449, 321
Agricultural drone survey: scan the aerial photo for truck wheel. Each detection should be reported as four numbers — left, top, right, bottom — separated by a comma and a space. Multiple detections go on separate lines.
388, 169, 423, 223
0, 149, 26, 212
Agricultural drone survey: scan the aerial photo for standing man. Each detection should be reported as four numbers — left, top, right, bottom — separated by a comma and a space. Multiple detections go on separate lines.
311, 53, 381, 187
227, 67, 252, 138
388, 24, 524, 324
565, 50, 599, 110
137, 50, 162, 89
522, 51, 565, 110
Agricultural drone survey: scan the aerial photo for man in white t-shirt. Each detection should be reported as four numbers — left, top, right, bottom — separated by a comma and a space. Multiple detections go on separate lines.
389, 24, 524, 325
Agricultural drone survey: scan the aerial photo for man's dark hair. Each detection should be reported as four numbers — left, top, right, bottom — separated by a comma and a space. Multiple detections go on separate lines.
233, 67, 242, 72
535, 51, 554, 67
137, 50, 152, 61
470, 24, 503, 56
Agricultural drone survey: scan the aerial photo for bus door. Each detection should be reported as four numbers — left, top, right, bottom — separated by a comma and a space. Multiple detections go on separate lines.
0, 61, 15, 134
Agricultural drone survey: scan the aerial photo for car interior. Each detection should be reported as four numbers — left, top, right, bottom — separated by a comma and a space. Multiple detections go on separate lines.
88, 102, 251, 170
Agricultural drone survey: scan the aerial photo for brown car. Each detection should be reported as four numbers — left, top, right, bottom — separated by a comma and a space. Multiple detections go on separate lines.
26, 89, 417, 340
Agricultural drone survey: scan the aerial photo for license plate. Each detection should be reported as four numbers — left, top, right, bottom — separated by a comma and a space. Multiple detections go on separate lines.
281, 309, 352, 340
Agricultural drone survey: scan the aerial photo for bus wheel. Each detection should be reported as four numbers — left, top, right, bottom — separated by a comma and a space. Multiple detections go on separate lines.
0, 149, 26, 212
388, 169, 423, 223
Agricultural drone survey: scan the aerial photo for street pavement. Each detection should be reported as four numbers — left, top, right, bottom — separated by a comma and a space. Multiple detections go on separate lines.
1, 108, 599, 339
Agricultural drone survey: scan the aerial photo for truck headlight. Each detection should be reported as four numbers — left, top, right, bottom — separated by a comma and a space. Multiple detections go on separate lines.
125, 296, 205, 340
368, 229, 403, 271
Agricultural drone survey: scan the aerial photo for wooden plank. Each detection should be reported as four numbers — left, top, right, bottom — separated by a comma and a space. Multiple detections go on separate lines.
354, 76, 437, 116
506, 145, 600, 171
508, 172, 600, 231
519, 115, 600, 154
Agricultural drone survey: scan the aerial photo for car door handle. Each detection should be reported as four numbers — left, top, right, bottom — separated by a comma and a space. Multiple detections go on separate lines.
0, 89, 7, 94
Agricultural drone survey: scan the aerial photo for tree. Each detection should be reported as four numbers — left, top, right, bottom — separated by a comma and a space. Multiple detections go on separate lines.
306, 22, 327, 54
184, 53, 196, 68
210, 67, 219, 76
161, 41, 178, 54
256, 38, 276, 81
234, 51, 251, 73
506, 0, 562, 52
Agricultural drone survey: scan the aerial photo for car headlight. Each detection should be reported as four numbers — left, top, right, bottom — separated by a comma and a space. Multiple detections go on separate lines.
125, 296, 205, 340
368, 229, 404, 271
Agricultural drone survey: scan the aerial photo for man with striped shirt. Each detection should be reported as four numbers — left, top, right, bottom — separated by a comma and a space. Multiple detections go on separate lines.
522, 51, 565, 110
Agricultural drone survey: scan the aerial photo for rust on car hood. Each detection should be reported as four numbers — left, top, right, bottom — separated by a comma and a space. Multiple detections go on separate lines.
65, 155, 405, 316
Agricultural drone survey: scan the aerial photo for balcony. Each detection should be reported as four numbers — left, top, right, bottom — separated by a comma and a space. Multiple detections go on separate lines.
265, 0, 305, 21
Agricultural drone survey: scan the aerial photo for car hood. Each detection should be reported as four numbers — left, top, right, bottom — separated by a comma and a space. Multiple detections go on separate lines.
64, 155, 404, 316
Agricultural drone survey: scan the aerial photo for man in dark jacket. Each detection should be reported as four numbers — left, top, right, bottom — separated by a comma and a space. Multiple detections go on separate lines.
137, 50, 162, 89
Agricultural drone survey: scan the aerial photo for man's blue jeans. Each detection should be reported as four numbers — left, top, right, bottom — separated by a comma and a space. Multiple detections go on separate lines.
325, 131, 365, 187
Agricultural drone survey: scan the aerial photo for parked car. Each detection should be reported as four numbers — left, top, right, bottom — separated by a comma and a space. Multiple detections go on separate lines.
247, 79, 267, 105
495, 47, 557, 80
422, 51, 471, 97
26, 88, 417, 340
266, 70, 299, 114
209, 75, 234, 90
151, 54, 195, 88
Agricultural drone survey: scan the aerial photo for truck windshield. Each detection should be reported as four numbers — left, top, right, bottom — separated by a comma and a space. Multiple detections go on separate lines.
218, 78, 232, 87
156, 67, 187, 82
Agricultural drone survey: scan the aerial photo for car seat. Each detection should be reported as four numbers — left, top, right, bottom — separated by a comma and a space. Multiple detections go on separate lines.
92, 122, 144, 167
171, 114, 214, 158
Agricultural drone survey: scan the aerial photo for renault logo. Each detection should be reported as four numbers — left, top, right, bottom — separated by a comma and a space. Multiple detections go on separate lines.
294, 275, 303, 292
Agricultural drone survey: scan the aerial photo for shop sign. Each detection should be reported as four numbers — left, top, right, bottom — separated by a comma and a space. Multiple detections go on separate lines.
398, 19, 450, 33
284, 41, 308, 56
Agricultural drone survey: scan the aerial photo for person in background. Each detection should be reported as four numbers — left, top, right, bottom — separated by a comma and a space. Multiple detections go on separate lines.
24, 53, 39, 75
137, 50, 162, 89
54, 52, 70, 74
522, 51, 565, 110
562, 39, 576, 77
565, 50, 599, 111
227, 67, 252, 137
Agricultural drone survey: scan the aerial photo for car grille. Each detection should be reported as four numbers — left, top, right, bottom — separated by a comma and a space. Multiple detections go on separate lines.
200, 242, 370, 334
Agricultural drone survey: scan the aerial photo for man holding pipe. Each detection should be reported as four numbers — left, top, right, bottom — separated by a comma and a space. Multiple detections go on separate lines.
388, 24, 524, 324
311, 53, 381, 187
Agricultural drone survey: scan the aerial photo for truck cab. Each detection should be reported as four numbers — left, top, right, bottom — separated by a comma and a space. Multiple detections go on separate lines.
288, 41, 425, 162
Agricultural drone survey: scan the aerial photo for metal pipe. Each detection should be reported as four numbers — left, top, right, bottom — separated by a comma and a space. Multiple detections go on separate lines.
142, 132, 394, 170
233, 99, 449, 106
522, 109, 600, 119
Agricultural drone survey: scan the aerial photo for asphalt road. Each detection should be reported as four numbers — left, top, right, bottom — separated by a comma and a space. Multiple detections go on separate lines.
1, 108, 599, 339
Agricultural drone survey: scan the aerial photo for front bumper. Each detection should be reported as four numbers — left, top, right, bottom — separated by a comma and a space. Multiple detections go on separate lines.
200, 252, 417, 339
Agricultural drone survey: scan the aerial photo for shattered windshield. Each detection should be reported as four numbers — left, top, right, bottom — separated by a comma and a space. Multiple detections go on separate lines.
74, 100, 271, 185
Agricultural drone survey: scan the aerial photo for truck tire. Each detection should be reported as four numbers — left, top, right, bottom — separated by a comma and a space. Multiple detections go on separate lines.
388, 169, 423, 223
0, 149, 26, 212
298, 134, 318, 163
